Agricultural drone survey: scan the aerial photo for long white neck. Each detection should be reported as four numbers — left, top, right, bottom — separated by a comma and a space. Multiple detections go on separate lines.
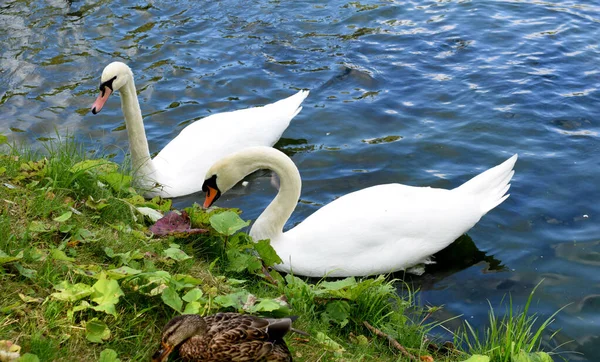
118, 79, 155, 184
245, 150, 301, 242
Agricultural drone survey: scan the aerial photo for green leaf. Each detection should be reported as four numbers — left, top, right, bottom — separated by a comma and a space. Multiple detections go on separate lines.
323, 300, 351, 327
254, 239, 282, 266
86, 196, 109, 210
182, 288, 203, 302
51, 281, 94, 302
511, 350, 552, 362
226, 249, 262, 274
209, 211, 249, 236
182, 301, 203, 315
461, 355, 490, 362
161, 286, 183, 312
0, 166, 6, 176
53, 211, 73, 222
98, 348, 121, 362
163, 245, 192, 262
0, 249, 23, 264
247, 299, 287, 313
18, 354, 40, 362
214, 291, 249, 310
320, 277, 357, 291
106, 266, 141, 280
28, 220, 55, 233
0, 134, 7, 145
50, 249, 75, 262
85, 318, 111, 343
14, 263, 37, 279
91, 273, 124, 317
70, 159, 118, 174
315, 332, 345, 356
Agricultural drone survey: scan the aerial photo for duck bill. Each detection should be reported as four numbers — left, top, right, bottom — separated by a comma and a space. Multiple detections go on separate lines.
203, 186, 218, 209
151, 343, 174, 362
91, 87, 112, 114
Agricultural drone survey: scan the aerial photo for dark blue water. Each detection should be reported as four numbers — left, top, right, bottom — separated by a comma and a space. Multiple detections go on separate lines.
2, 1, 599, 359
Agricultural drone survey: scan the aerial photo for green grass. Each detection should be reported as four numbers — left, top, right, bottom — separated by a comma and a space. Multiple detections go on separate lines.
454, 282, 568, 362
0, 137, 563, 362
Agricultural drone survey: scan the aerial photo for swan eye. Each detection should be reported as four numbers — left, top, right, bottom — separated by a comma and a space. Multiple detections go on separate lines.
98, 76, 118, 96
202, 174, 218, 193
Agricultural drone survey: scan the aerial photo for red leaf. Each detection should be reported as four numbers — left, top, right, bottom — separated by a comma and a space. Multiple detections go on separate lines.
149, 211, 207, 236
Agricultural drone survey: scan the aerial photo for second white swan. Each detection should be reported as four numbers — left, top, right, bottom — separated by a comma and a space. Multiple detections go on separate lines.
202, 147, 518, 277
91, 62, 308, 198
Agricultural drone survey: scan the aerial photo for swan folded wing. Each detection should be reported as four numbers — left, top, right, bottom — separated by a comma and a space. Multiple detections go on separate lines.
275, 184, 483, 277
149, 91, 309, 197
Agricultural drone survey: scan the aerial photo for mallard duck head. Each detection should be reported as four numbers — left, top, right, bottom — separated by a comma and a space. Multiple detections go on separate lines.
152, 314, 208, 362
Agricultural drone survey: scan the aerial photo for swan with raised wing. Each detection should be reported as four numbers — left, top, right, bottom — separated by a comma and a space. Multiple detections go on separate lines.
202, 147, 517, 277
91, 62, 308, 198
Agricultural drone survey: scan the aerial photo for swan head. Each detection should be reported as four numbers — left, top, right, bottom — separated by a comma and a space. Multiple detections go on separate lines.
202, 157, 244, 209
91, 62, 134, 114
202, 148, 269, 209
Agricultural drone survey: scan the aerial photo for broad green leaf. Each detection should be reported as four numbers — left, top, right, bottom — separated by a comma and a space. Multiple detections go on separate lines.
100, 172, 132, 193
98, 348, 121, 362
28, 220, 55, 233
18, 293, 42, 304
323, 300, 351, 327
85, 318, 111, 343
0, 166, 6, 176
19, 353, 40, 362
50, 249, 75, 262
106, 266, 141, 280
51, 281, 94, 302
59, 223, 74, 233
70, 159, 118, 174
91, 273, 124, 317
182, 301, 203, 314
226, 249, 262, 274
320, 277, 357, 291
0, 250, 23, 264
315, 332, 345, 355
247, 299, 287, 313
163, 246, 192, 262
214, 291, 250, 310
161, 286, 183, 312
254, 239, 282, 266
182, 288, 203, 302
136, 206, 163, 222
171, 274, 203, 291
511, 350, 552, 362
74, 228, 96, 242
0, 134, 7, 144
14, 263, 37, 279
53, 211, 73, 222
209, 211, 249, 236
86, 196, 109, 210
461, 355, 490, 362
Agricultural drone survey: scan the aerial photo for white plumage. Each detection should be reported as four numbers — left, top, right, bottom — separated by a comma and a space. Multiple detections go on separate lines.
91, 62, 308, 198
204, 147, 518, 277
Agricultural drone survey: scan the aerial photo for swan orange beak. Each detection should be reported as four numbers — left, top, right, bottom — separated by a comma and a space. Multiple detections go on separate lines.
204, 186, 218, 209
151, 342, 174, 362
91, 87, 112, 114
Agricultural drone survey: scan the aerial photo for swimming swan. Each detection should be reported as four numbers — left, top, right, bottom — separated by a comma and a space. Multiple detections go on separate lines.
91, 62, 308, 198
202, 146, 518, 277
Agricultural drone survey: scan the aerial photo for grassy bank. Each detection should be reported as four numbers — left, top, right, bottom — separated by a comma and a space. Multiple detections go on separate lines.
0, 137, 560, 362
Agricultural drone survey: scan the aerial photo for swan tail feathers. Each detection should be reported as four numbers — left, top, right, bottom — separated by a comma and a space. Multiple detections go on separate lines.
267, 90, 309, 120
454, 154, 518, 214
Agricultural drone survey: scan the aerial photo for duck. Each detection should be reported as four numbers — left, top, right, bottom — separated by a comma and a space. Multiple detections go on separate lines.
90, 62, 309, 198
202, 146, 518, 277
152, 313, 297, 362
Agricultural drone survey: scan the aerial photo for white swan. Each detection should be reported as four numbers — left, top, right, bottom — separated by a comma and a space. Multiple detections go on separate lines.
90, 62, 309, 198
202, 147, 518, 277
